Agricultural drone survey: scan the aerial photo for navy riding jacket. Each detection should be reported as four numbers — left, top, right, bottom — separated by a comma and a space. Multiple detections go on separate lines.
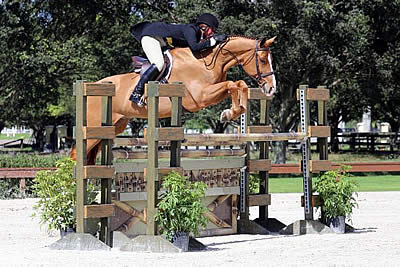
130, 22, 213, 52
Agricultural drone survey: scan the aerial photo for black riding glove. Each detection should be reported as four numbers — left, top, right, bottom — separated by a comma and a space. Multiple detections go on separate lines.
214, 34, 227, 43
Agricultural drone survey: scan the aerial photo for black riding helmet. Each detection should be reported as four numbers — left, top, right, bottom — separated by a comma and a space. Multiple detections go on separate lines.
196, 13, 219, 30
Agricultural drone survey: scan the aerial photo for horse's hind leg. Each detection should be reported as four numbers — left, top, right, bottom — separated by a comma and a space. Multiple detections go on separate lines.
114, 116, 130, 138
69, 115, 130, 164
86, 116, 130, 164
69, 139, 101, 164
87, 140, 101, 165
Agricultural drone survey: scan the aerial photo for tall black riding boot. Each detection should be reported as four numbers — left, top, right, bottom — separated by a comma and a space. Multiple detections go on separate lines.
129, 64, 160, 107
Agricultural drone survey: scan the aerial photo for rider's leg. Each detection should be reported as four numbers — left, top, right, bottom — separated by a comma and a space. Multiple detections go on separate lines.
129, 36, 164, 106
142, 36, 165, 71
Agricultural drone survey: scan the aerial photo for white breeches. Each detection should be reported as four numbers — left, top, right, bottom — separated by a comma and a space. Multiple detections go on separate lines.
141, 36, 165, 72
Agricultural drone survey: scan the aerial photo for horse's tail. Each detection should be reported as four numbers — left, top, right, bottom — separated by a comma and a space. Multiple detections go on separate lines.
69, 145, 77, 161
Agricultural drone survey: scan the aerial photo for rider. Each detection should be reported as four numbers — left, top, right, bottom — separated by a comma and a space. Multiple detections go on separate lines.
129, 13, 227, 106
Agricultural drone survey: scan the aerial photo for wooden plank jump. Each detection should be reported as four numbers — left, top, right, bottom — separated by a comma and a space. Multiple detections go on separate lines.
73, 80, 332, 242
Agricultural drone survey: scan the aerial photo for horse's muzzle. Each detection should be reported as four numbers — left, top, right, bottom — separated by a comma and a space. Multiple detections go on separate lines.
262, 83, 276, 97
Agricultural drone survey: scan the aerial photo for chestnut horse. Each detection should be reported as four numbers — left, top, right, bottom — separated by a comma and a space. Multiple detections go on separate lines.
71, 35, 276, 163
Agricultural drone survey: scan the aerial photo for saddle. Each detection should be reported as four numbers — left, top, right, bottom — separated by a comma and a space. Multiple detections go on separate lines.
131, 50, 173, 84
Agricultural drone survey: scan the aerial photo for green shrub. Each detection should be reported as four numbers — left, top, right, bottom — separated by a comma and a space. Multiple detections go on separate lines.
32, 158, 97, 231
314, 166, 358, 221
0, 179, 21, 199
0, 154, 66, 199
249, 174, 259, 193
155, 171, 208, 242
0, 153, 63, 168
0, 179, 36, 199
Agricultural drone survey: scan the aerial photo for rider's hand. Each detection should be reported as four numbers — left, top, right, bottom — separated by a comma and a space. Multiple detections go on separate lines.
214, 34, 227, 43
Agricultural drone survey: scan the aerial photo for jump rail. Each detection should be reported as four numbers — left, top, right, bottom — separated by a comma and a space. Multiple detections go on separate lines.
114, 132, 307, 147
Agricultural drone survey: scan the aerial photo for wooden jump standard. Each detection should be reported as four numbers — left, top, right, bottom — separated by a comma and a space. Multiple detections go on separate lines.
145, 81, 185, 235
74, 81, 115, 247
297, 85, 331, 222
238, 87, 275, 233
237, 84, 331, 234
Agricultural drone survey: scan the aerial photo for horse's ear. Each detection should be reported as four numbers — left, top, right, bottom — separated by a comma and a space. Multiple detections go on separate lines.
260, 36, 277, 47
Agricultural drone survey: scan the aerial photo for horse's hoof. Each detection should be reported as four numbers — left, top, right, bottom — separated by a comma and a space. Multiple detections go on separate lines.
220, 110, 231, 122
220, 114, 227, 122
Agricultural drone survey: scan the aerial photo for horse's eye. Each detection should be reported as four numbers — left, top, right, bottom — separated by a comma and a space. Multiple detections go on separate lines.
260, 58, 267, 64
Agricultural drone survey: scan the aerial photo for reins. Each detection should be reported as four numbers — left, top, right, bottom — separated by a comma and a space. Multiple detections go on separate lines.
200, 41, 227, 70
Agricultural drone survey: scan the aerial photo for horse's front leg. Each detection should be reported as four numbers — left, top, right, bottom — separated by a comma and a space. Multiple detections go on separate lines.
189, 80, 248, 121
220, 80, 249, 121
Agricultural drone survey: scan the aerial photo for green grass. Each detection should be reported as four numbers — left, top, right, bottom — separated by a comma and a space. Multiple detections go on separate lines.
350, 175, 400, 192
0, 133, 31, 140
270, 177, 304, 193
250, 151, 398, 163
269, 174, 400, 193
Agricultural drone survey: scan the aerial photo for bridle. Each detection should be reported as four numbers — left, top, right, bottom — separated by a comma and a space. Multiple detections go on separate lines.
254, 40, 274, 85
201, 38, 274, 87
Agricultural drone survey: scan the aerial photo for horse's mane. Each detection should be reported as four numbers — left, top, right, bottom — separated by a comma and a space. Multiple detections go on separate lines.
227, 34, 258, 40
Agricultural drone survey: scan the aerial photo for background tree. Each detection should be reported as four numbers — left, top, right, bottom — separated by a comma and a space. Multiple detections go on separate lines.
0, 0, 139, 149
236, 0, 372, 161
362, 0, 400, 136
1, 0, 398, 156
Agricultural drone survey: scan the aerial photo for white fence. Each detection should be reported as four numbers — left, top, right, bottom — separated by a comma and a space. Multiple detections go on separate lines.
1, 127, 33, 137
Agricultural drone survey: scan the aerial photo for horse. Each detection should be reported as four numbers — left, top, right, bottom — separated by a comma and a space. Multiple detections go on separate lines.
70, 35, 277, 164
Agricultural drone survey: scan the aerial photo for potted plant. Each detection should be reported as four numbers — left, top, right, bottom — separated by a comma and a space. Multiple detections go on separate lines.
314, 166, 358, 233
155, 171, 208, 251
32, 158, 98, 237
